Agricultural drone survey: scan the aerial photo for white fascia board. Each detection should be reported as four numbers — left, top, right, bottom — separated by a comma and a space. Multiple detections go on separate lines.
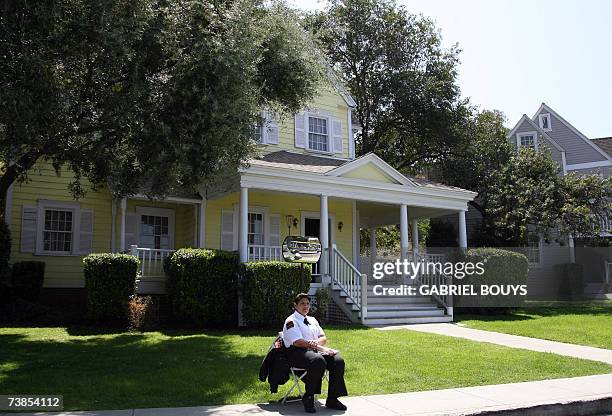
565, 160, 612, 170
535, 103, 612, 161
325, 153, 416, 186
507, 115, 532, 139
240, 168, 475, 211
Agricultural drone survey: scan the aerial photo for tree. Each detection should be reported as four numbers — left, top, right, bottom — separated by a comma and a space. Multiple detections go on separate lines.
486, 148, 612, 245
435, 109, 512, 217
0, 0, 323, 214
306, 0, 469, 172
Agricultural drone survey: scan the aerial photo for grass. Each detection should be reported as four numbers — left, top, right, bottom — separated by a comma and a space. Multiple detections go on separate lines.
456, 300, 612, 349
0, 325, 611, 411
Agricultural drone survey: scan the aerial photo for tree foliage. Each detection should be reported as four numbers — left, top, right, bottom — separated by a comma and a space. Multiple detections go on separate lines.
0, 0, 323, 207
306, 0, 469, 172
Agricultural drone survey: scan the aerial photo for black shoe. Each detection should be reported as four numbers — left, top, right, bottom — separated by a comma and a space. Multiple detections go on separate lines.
302, 394, 316, 413
325, 398, 347, 411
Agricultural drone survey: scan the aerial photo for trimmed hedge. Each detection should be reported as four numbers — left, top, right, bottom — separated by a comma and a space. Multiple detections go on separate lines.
240, 261, 311, 328
83, 253, 139, 322
555, 263, 584, 300
164, 249, 239, 328
457, 248, 529, 313
11, 261, 45, 301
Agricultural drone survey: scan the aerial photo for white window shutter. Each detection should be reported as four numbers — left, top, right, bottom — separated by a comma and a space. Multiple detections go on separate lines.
264, 111, 279, 145
125, 213, 137, 249
332, 118, 343, 154
221, 210, 235, 251
295, 112, 307, 148
269, 214, 281, 247
78, 209, 94, 255
20, 205, 37, 253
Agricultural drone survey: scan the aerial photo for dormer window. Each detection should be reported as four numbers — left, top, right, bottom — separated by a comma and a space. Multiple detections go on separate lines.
308, 116, 329, 152
517, 132, 538, 150
538, 113, 552, 131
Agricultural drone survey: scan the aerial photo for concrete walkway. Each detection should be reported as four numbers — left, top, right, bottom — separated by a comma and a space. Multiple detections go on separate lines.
3, 374, 612, 416
378, 323, 612, 365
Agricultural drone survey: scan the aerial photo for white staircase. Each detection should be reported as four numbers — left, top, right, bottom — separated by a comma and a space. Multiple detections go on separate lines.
329, 246, 453, 326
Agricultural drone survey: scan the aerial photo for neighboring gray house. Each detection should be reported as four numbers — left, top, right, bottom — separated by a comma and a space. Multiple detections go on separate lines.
505, 103, 612, 296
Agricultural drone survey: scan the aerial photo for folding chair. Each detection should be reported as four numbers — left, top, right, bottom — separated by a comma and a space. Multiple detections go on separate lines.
274, 332, 329, 403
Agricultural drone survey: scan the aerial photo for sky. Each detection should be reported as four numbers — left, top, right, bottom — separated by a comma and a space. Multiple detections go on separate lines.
289, 0, 612, 138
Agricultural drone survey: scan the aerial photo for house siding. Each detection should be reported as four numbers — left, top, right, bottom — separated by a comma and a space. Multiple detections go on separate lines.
535, 109, 607, 164
205, 190, 355, 262
9, 160, 113, 288
259, 86, 351, 159
511, 119, 564, 167
566, 166, 610, 178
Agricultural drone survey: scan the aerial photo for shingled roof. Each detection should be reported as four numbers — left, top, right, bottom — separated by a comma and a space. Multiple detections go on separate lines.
249, 151, 465, 192
592, 137, 612, 157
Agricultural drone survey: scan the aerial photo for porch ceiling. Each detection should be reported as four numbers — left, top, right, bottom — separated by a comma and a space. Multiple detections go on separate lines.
357, 201, 455, 228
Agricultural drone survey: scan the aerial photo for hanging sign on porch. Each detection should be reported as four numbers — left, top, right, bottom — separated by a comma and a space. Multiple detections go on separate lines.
281, 236, 322, 264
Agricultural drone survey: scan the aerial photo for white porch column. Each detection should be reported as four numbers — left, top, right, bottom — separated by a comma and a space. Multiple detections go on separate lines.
120, 198, 127, 252
458, 210, 468, 249
412, 219, 419, 256
569, 235, 575, 263
320, 194, 329, 280
400, 204, 409, 261
198, 197, 206, 248
111, 200, 117, 252
239, 187, 249, 263
370, 227, 377, 265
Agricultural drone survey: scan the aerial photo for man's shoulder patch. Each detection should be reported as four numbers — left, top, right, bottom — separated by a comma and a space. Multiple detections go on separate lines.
286, 320, 294, 329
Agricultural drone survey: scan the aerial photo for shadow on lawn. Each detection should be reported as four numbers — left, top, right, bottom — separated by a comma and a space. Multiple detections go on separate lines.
0, 330, 265, 410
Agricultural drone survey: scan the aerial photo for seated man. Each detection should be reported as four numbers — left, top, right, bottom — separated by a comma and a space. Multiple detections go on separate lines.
282, 293, 348, 413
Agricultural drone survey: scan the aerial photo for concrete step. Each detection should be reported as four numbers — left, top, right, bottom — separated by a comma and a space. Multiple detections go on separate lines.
349, 302, 440, 311
364, 315, 454, 326
367, 296, 432, 304
367, 308, 446, 318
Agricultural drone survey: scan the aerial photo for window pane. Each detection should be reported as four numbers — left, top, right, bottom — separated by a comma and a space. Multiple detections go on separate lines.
308, 117, 328, 151
139, 214, 170, 249
43, 209, 73, 252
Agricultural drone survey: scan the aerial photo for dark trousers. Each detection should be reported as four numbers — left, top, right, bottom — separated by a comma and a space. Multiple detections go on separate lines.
286, 347, 348, 398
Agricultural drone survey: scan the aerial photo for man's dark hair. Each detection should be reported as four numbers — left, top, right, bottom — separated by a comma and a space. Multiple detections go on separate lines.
293, 293, 310, 304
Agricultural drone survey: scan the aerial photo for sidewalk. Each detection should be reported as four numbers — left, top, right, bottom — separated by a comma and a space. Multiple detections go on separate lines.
3, 374, 612, 416
378, 323, 612, 364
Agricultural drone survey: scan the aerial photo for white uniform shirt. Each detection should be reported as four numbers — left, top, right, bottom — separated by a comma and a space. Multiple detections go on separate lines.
282, 310, 324, 347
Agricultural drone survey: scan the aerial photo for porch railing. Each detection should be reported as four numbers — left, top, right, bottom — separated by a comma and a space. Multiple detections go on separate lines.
248, 245, 282, 261
130, 245, 175, 279
413, 253, 453, 315
331, 244, 367, 323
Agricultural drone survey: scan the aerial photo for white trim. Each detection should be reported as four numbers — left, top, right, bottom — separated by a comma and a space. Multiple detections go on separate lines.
538, 113, 552, 131
565, 160, 612, 170
4, 182, 13, 231
131, 194, 201, 204
561, 151, 568, 175
135, 206, 176, 250
35, 201, 80, 256
516, 131, 539, 150
352, 200, 359, 268
305, 112, 333, 154
325, 153, 416, 186
120, 198, 127, 251
241, 166, 475, 211
532, 103, 612, 161
507, 115, 564, 152
348, 109, 355, 159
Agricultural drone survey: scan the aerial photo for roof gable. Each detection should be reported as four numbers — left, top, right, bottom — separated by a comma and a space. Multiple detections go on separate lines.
325, 153, 414, 186
507, 115, 565, 152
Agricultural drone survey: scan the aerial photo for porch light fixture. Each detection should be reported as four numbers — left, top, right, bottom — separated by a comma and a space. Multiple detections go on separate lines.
285, 215, 296, 235
338, 221, 344, 232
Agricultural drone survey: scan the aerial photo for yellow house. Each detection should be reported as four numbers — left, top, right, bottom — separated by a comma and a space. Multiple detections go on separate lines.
5, 83, 476, 325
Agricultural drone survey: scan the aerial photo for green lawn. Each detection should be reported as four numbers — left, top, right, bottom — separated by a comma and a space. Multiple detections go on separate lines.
456, 301, 612, 349
1, 326, 611, 411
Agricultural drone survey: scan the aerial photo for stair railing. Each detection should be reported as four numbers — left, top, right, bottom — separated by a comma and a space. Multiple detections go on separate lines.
330, 244, 368, 323
413, 253, 453, 317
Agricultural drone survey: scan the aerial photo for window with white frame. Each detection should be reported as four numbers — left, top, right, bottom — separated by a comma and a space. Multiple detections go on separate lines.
248, 212, 264, 245
308, 116, 329, 152
43, 208, 73, 253
250, 124, 263, 143
539, 114, 552, 131
517, 132, 537, 150
525, 233, 542, 265
140, 214, 170, 249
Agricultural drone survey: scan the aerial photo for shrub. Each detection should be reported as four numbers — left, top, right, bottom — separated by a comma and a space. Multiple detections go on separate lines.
11, 261, 45, 301
128, 295, 152, 332
426, 220, 457, 247
83, 253, 139, 323
241, 261, 311, 328
164, 249, 239, 328
555, 263, 584, 301
0, 220, 11, 285
312, 287, 329, 323
457, 248, 528, 314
